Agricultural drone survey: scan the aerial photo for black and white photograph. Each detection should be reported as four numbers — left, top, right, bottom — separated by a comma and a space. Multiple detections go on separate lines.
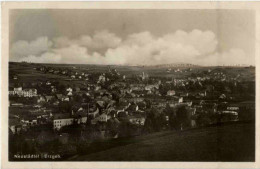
2, 2, 258, 166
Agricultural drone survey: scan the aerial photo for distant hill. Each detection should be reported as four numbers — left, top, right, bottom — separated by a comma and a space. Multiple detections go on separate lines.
126, 63, 200, 68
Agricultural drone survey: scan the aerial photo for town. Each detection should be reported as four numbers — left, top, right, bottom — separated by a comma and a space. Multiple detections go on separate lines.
8, 62, 255, 160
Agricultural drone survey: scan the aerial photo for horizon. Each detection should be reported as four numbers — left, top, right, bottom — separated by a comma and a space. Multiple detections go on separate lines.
9, 61, 255, 68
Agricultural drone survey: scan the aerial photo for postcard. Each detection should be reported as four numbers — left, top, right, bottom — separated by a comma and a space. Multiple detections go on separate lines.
1, 1, 260, 169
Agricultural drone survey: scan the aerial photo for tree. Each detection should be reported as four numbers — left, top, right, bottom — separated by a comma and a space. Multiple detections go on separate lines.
169, 105, 191, 130
58, 84, 66, 94
144, 108, 167, 133
59, 102, 72, 113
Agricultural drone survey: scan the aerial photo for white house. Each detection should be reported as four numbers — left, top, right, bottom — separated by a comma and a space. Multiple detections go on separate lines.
167, 90, 176, 96
53, 114, 74, 130
91, 113, 111, 124
22, 89, 37, 97
66, 87, 73, 96
9, 87, 37, 97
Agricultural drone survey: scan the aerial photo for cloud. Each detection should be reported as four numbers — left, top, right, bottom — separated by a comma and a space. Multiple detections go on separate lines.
53, 30, 121, 53
52, 36, 74, 48
11, 29, 250, 65
103, 30, 217, 65
10, 37, 52, 61
80, 30, 122, 50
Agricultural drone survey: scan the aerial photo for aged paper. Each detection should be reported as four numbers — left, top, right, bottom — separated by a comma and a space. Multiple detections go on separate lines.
1, 1, 260, 169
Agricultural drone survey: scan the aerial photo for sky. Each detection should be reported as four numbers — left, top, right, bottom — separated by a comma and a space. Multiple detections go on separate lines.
9, 9, 255, 66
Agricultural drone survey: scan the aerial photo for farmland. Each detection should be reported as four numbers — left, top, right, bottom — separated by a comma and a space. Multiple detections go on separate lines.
72, 122, 255, 161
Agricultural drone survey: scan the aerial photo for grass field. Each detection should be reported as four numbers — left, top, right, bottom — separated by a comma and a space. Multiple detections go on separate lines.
71, 122, 255, 161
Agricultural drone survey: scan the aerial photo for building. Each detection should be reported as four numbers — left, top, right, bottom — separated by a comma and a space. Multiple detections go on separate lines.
53, 113, 74, 130
9, 119, 22, 134
37, 96, 46, 103
9, 87, 37, 97
22, 116, 38, 127
9, 87, 23, 96
23, 89, 37, 97
128, 115, 146, 125
167, 90, 176, 96
91, 113, 111, 124
66, 87, 73, 96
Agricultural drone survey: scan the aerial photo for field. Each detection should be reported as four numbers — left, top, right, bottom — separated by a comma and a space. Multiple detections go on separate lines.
71, 122, 255, 161
9, 62, 255, 83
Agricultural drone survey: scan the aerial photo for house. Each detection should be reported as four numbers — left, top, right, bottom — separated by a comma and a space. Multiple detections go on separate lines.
109, 110, 117, 118
130, 84, 145, 91
40, 67, 46, 72
22, 116, 38, 127
227, 104, 239, 111
54, 70, 60, 74
66, 87, 73, 96
45, 95, 54, 102
167, 90, 176, 96
219, 111, 239, 122
95, 85, 101, 91
128, 115, 146, 125
21, 88, 37, 97
37, 96, 46, 103
219, 94, 226, 99
189, 107, 197, 116
137, 102, 146, 110
51, 86, 57, 93
48, 69, 54, 73
91, 113, 111, 124
145, 84, 159, 91
46, 81, 52, 85
141, 72, 149, 81
88, 108, 100, 118
13, 75, 18, 80
120, 89, 132, 95
9, 87, 23, 96
96, 100, 105, 108
73, 111, 88, 124
167, 96, 183, 106
64, 96, 70, 101
62, 70, 68, 75
53, 113, 74, 130
9, 119, 22, 134
56, 94, 65, 101
98, 74, 106, 83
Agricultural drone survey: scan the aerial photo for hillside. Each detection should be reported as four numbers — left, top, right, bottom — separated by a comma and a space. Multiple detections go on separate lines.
71, 123, 255, 161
